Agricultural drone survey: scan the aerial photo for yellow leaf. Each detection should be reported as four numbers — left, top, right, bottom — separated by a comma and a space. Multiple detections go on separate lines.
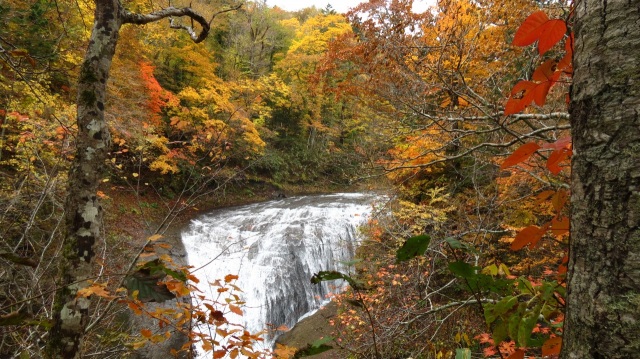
147, 234, 163, 242
132, 340, 147, 349
76, 284, 112, 299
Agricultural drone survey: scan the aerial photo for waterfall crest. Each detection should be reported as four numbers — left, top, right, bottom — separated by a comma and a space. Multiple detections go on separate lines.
181, 193, 377, 351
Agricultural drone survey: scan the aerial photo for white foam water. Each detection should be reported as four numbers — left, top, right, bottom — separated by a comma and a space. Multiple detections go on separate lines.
181, 193, 378, 357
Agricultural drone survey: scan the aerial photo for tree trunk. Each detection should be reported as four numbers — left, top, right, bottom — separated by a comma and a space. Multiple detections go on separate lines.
47, 1, 121, 357
563, 1, 640, 358
43, 1, 217, 356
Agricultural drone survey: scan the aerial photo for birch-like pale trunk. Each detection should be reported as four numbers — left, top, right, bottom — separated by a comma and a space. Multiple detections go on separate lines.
46, 1, 121, 357
45, 1, 216, 357
562, 1, 640, 358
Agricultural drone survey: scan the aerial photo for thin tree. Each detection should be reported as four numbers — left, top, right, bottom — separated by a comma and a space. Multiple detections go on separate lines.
46, 1, 240, 358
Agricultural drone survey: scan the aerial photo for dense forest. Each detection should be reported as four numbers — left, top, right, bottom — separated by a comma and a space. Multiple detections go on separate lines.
0, 0, 638, 358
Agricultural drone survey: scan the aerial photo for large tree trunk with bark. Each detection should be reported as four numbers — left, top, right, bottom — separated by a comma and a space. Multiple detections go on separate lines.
562, 1, 640, 358
46, 1, 121, 357
44, 1, 217, 357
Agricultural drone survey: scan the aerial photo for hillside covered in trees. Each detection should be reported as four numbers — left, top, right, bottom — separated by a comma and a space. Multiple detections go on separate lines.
1, 0, 638, 358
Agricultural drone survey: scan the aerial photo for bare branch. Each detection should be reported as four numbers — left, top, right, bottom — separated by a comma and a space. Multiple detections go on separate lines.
122, 7, 210, 42
122, 3, 243, 43
208, 4, 244, 26
384, 123, 571, 171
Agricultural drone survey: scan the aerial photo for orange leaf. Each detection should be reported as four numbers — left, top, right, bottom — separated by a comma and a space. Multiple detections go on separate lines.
505, 79, 553, 114
511, 225, 546, 250
558, 264, 568, 275
513, 11, 567, 55
140, 328, 152, 338
128, 301, 142, 315
224, 274, 239, 283
532, 59, 557, 82
501, 142, 541, 169
229, 304, 243, 316
505, 80, 536, 115
536, 190, 556, 204
558, 33, 574, 72
77, 284, 112, 299
538, 20, 567, 55
211, 310, 226, 322
542, 336, 563, 356
504, 96, 525, 115
147, 234, 163, 242
507, 349, 525, 359
513, 11, 550, 46
551, 216, 570, 236
531, 81, 552, 106
552, 189, 569, 212
546, 148, 571, 174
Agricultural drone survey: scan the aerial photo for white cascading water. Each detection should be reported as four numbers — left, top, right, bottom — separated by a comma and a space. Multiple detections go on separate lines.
181, 192, 378, 356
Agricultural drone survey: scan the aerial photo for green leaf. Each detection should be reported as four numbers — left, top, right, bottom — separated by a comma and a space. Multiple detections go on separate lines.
311, 271, 363, 290
445, 237, 478, 254
311, 336, 334, 347
455, 348, 472, 359
494, 296, 518, 318
499, 263, 512, 277
492, 319, 508, 346
124, 262, 177, 303
445, 237, 466, 249
539, 281, 557, 301
138, 259, 187, 282
448, 261, 477, 278
295, 338, 334, 357
482, 264, 499, 276
517, 277, 534, 294
396, 235, 431, 262
509, 303, 527, 339
517, 303, 542, 346
484, 302, 497, 324
339, 259, 362, 266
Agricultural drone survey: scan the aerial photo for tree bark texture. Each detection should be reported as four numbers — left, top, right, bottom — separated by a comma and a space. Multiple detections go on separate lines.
563, 0, 640, 358
44, 1, 216, 357
47, 1, 121, 357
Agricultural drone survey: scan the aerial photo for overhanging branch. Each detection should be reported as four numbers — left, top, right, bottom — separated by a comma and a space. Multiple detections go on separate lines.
122, 4, 241, 43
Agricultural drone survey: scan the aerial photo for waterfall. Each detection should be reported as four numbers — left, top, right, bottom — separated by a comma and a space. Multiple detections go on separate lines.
181, 192, 378, 354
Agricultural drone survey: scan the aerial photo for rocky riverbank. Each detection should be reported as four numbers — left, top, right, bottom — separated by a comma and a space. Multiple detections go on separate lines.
276, 301, 348, 358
